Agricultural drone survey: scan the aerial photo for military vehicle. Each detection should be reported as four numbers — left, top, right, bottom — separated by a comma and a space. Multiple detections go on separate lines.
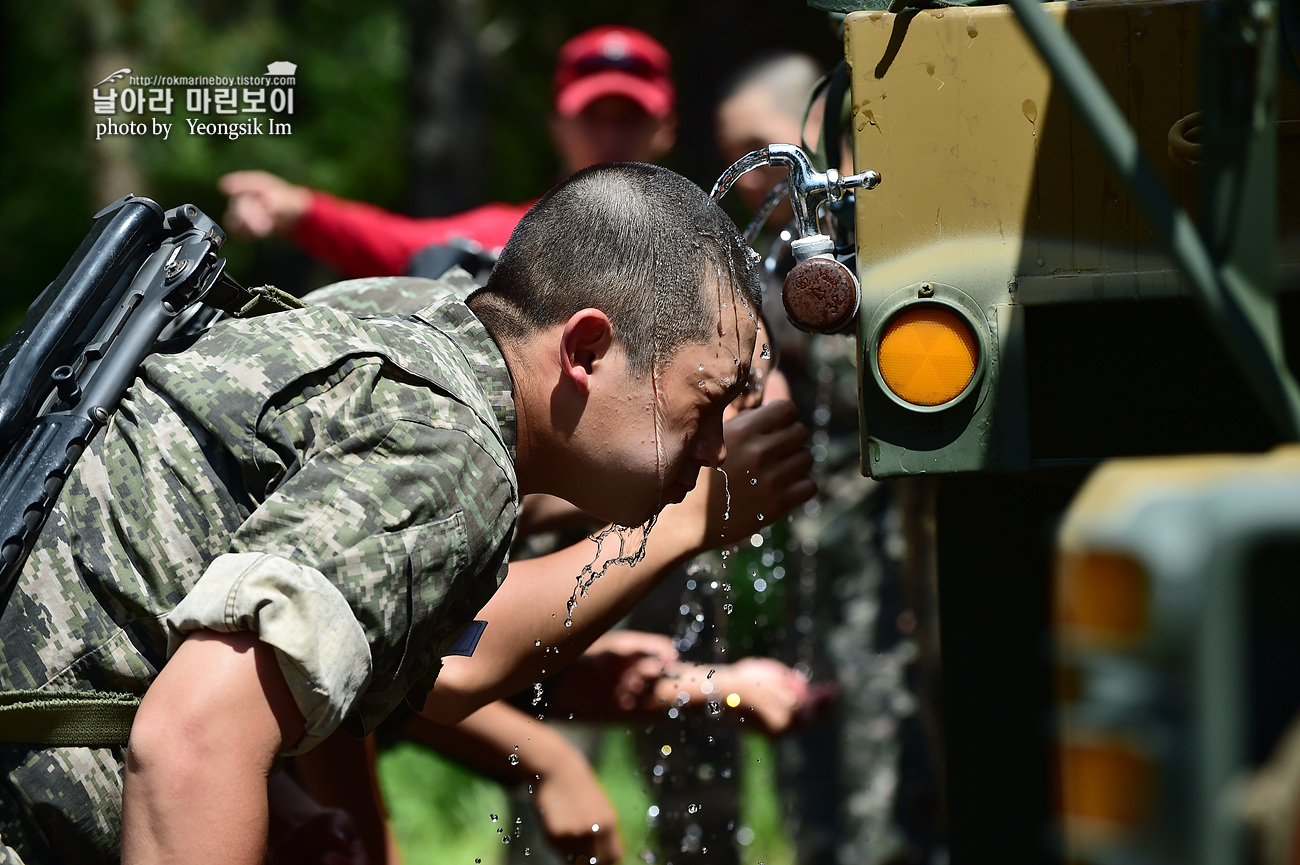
717, 0, 1300, 861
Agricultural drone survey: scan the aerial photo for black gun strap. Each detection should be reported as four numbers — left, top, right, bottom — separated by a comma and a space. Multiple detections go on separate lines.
0, 690, 139, 747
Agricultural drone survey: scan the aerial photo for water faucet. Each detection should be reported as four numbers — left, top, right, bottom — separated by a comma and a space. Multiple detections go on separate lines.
711, 144, 881, 334
710, 143, 880, 260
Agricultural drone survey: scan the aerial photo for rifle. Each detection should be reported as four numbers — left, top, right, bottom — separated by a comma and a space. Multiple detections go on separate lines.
0, 195, 302, 610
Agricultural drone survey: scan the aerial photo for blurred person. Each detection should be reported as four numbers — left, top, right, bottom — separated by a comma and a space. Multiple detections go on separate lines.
218, 25, 678, 280
714, 52, 927, 865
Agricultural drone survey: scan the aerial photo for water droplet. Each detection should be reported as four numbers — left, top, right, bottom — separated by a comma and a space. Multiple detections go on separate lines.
592, 823, 601, 832
534, 639, 541, 647
759, 343, 771, 360
661, 744, 673, 756
491, 814, 499, 822
749, 478, 757, 486
508, 753, 520, 765
502, 836, 512, 845
757, 513, 764, 521
687, 803, 701, 814
698, 364, 705, 371
723, 603, 734, 613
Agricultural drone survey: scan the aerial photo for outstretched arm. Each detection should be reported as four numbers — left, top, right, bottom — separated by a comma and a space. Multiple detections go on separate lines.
122, 630, 305, 865
404, 700, 622, 865
543, 631, 833, 735
427, 399, 815, 723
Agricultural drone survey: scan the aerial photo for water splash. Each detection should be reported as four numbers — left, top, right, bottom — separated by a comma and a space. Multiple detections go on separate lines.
716, 466, 731, 526
565, 516, 660, 626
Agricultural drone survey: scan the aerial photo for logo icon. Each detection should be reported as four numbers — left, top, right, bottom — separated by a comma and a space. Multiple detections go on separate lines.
265, 61, 297, 76
95, 68, 131, 87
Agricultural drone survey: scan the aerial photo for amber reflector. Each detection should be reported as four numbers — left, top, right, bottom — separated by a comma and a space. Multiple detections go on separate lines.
1057, 740, 1152, 830
1056, 552, 1149, 646
877, 306, 979, 406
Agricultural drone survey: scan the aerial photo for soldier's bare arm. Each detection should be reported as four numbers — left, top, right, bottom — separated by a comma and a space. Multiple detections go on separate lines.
121, 630, 305, 865
404, 700, 623, 865
427, 399, 815, 723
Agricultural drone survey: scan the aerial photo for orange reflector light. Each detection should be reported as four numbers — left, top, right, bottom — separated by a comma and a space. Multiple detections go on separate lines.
1055, 552, 1149, 648
1056, 739, 1153, 839
877, 306, 979, 406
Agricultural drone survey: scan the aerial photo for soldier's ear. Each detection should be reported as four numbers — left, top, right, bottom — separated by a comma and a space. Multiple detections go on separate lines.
559, 308, 614, 395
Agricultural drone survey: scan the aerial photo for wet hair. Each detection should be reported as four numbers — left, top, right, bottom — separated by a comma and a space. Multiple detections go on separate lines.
468, 162, 762, 374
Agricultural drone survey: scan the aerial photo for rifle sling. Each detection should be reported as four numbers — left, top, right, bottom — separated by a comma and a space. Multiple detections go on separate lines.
203, 281, 306, 319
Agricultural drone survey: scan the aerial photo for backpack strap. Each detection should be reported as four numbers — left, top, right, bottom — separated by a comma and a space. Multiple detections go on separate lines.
0, 690, 139, 747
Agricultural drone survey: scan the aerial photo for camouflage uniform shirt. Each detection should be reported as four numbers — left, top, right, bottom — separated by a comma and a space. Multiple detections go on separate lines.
0, 286, 518, 863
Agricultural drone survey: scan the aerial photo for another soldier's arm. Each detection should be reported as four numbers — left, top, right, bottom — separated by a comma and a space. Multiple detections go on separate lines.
404, 700, 623, 865
427, 399, 815, 723
122, 630, 305, 865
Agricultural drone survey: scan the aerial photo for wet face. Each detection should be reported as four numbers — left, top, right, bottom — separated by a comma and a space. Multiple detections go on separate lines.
608, 284, 759, 527
550, 96, 678, 174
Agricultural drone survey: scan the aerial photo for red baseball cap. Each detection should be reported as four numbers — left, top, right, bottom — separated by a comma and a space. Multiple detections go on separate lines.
553, 26, 675, 119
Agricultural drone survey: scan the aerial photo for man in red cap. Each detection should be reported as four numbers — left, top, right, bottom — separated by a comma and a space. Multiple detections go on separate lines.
218, 25, 678, 278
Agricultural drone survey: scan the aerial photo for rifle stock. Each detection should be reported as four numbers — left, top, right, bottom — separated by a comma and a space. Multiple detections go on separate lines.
0, 197, 238, 601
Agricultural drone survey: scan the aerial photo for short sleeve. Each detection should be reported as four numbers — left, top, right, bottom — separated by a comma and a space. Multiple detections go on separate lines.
230, 398, 513, 735
164, 551, 371, 754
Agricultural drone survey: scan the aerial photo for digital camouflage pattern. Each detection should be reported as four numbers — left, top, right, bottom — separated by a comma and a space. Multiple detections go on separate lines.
302, 270, 479, 316
0, 277, 517, 863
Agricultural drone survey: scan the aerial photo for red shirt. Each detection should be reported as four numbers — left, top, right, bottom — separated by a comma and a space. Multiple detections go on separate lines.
290, 190, 534, 278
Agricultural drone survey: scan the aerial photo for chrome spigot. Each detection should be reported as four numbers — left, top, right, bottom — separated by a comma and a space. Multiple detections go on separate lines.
711, 144, 880, 335
710, 143, 880, 260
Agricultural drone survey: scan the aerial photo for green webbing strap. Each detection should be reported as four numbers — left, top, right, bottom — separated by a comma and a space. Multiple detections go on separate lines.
200, 278, 306, 320
0, 690, 140, 747
235, 284, 306, 318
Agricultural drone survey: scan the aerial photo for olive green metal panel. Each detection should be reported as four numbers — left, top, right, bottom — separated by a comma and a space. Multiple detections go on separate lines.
846, 0, 1209, 478
846, 0, 1300, 479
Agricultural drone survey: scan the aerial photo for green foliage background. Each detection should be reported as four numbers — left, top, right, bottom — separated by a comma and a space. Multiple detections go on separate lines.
0, 0, 841, 334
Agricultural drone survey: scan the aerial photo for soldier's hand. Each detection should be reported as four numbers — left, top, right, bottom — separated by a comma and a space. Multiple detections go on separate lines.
709, 657, 837, 736
532, 750, 623, 865
546, 630, 679, 717
701, 399, 815, 549
218, 170, 311, 239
